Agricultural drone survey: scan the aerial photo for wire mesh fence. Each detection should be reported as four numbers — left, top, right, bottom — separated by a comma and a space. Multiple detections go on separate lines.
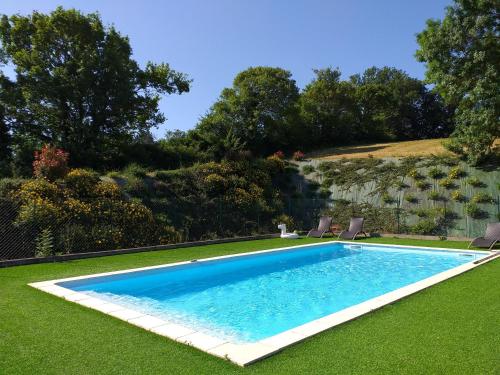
1, 195, 499, 261
0, 197, 272, 261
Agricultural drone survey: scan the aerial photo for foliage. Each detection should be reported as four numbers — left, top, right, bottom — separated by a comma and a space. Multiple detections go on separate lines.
9, 169, 163, 253
301, 165, 315, 175
408, 169, 425, 180
450, 190, 467, 202
404, 194, 418, 204
416, 180, 431, 191
32, 145, 69, 181
427, 191, 444, 201
439, 178, 457, 190
121, 159, 287, 240
194, 67, 300, 158
410, 219, 439, 235
416, 0, 499, 164
428, 167, 446, 180
349, 67, 453, 141
466, 176, 486, 188
381, 193, 397, 205
35, 228, 55, 257
0, 7, 190, 170
273, 150, 285, 160
272, 214, 295, 231
0, 178, 25, 197
448, 166, 466, 179
410, 208, 432, 218
325, 201, 400, 233
464, 203, 487, 219
292, 151, 305, 161
471, 192, 494, 204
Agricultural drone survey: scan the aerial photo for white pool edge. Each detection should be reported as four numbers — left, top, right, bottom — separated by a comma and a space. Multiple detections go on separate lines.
29, 241, 496, 366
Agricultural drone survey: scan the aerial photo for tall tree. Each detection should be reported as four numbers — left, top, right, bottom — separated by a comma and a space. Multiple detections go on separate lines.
416, 0, 499, 163
299, 68, 357, 146
0, 7, 190, 168
195, 66, 301, 157
349, 66, 451, 141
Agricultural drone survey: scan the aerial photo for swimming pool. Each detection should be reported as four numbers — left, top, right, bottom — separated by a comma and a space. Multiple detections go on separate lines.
31, 241, 490, 365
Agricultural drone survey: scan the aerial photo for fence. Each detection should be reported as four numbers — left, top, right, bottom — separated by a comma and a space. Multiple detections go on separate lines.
0, 197, 271, 261
285, 196, 500, 238
2, 195, 499, 261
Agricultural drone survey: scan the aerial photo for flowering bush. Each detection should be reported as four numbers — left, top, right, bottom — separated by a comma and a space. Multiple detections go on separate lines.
33, 145, 69, 181
451, 190, 466, 202
439, 178, 457, 190
272, 150, 285, 159
448, 166, 466, 179
292, 150, 305, 161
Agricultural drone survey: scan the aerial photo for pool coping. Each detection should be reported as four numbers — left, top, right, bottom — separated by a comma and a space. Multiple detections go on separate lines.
29, 241, 496, 367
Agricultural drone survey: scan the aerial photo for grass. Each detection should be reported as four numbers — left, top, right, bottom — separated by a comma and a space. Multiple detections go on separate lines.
1, 237, 499, 374
308, 139, 451, 159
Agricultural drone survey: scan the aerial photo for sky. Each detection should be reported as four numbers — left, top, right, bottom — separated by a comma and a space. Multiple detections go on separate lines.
0, 0, 452, 138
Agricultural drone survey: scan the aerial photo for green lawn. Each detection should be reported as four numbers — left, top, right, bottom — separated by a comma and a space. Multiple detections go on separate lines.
1, 237, 499, 375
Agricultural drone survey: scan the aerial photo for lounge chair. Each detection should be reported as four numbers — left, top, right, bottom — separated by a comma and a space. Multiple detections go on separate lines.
338, 217, 367, 240
468, 223, 500, 250
307, 216, 333, 238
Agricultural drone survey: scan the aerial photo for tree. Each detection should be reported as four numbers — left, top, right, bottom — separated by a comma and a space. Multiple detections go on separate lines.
349, 66, 452, 141
0, 7, 190, 169
299, 68, 357, 146
416, 0, 499, 163
195, 66, 301, 157
33, 145, 69, 181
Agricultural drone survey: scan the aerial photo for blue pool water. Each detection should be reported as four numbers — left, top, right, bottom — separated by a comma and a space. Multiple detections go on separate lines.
59, 243, 483, 343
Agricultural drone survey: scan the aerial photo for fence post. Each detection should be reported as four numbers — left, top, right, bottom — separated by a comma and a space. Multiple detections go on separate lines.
396, 206, 400, 234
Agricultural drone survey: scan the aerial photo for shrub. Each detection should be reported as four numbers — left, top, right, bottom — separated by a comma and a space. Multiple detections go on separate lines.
318, 189, 331, 198
471, 192, 494, 204
404, 194, 418, 204
0, 178, 26, 198
450, 190, 467, 202
301, 165, 315, 175
466, 176, 486, 188
448, 166, 466, 179
415, 180, 431, 191
35, 228, 55, 257
428, 191, 444, 201
272, 150, 285, 160
410, 208, 431, 218
396, 181, 410, 191
321, 177, 334, 189
292, 151, 305, 161
408, 169, 424, 180
439, 178, 457, 190
265, 155, 286, 171
428, 168, 445, 179
381, 193, 397, 204
64, 169, 101, 197
123, 163, 148, 178
411, 219, 438, 235
33, 145, 69, 181
465, 203, 487, 219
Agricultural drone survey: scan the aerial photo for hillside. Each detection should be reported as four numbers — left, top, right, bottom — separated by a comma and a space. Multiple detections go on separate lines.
307, 139, 451, 159
307, 138, 500, 160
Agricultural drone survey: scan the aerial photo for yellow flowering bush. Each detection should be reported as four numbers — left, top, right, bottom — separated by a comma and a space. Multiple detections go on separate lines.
64, 168, 100, 197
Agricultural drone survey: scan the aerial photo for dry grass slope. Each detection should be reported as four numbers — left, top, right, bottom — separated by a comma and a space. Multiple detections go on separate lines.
308, 138, 500, 160
308, 139, 451, 160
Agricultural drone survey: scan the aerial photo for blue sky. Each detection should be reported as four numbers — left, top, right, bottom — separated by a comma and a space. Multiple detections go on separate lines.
1, 0, 452, 137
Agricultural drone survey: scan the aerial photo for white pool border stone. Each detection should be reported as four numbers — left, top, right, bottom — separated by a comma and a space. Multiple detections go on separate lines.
29, 240, 495, 366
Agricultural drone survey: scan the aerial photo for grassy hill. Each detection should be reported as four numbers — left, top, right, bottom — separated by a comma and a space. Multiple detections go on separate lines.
307, 138, 500, 160
307, 139, 451, 160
